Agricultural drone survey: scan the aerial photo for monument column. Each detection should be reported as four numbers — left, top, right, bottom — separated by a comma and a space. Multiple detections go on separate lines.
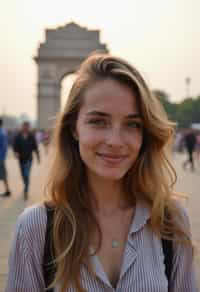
37, 81, 61, 129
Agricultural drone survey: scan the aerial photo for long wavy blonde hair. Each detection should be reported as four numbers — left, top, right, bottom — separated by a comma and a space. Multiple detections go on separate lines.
45, 52, 192, 291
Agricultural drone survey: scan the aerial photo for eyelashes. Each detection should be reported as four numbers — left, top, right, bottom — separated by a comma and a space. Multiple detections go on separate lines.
87, 119, 143, 129
125, 121, 142, 129
87, 119, 107, 126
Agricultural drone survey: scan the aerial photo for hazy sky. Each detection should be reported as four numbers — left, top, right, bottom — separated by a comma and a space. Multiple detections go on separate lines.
0, 0, 200, 119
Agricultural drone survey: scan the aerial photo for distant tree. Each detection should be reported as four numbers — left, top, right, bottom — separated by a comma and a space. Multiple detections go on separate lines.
176, 98, 194, 127
192, 96, 200, 123
153, 89, 169, 103
153, 89, 200, 127
153, 89, 178, 122
176, 96, 200, 127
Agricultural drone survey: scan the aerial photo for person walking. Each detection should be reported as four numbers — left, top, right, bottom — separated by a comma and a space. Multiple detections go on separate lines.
195, 132, 200, 164
13, 121, 40, 200
182, 129, 197, 171
6, 54, 197, 291
0, 118, 11, 197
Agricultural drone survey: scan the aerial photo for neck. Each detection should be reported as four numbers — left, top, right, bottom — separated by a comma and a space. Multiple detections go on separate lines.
88, 175, 130, 215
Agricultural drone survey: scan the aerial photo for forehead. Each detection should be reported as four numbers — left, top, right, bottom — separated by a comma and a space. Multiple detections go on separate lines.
80, 78, 139, 116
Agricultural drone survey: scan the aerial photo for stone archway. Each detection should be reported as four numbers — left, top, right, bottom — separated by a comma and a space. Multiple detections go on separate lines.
34, 22, 108, 129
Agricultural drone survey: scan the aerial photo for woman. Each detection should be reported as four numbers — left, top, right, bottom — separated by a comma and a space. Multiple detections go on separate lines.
6, 53, 197, 291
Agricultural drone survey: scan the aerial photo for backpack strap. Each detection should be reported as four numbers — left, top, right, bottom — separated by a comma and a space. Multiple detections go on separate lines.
162, 207, 173, 286
161, 237, 173, 284
43, 205, 56, 292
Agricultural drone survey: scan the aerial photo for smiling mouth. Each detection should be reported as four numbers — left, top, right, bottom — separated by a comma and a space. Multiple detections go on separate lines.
96, 153, 127, 163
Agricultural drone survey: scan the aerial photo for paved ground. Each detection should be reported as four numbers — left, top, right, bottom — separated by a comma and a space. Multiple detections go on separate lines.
0, 149, 199, 291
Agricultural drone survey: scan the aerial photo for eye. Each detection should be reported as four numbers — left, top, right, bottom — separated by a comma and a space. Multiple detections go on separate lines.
88, 119, 107, 127
126, 121, 142, 129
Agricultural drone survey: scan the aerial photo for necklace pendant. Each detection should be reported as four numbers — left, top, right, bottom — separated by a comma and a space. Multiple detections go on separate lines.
112, 240, 119, 248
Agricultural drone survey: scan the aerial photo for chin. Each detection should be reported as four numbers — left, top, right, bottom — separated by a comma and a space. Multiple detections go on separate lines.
86, 164, 130, 182
97, 170, 127, 181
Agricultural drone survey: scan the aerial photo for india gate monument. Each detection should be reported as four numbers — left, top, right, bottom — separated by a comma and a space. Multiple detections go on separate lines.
34, 22, 108, 129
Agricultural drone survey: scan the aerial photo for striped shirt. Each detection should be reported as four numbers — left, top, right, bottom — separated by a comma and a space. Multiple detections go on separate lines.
6, 201, 198, 291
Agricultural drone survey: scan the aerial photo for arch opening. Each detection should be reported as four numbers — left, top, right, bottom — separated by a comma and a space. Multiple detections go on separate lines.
61, 73, 77, 110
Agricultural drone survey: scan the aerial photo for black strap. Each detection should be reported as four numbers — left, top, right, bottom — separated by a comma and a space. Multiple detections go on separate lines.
43, 206, 56, 292
162, 207, 173, 285
162, 237, 173, 284
43, 206, 173, 289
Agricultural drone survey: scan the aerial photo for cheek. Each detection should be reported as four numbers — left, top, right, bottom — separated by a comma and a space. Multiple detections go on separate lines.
131, 131, 143, 146
78, 132, 101, 166
78, 130, 102, 149
129, 134, 143, 156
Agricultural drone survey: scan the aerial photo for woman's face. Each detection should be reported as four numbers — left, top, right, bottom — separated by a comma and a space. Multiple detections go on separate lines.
75, 78, 143, 183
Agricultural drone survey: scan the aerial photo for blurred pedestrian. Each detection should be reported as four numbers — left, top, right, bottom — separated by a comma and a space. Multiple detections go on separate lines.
195, 132, 200, 164
13, 121, 40, 200
182, 129, 197, 171
0, 118, 11, 197
42, 130, 51, 154
35, 129, 43, 145
174, 130, 184, 153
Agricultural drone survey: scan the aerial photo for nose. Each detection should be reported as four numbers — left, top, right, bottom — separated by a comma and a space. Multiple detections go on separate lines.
105, 127, 124, 148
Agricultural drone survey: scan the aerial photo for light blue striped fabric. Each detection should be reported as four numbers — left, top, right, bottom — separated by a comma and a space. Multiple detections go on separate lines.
6, 202, 198, 291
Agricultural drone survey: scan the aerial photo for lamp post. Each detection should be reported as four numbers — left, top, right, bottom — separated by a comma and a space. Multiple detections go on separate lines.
185, 77, 191, 99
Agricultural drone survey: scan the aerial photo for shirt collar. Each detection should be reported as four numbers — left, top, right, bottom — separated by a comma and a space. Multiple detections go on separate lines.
129, 199, 151, 235
88, 199, 151, 287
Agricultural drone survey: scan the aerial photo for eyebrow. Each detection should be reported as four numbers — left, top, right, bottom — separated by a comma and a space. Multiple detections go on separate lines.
86, 110, 142, 119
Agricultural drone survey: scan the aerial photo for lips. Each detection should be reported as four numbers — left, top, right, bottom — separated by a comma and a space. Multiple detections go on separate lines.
96, 152, 127, 164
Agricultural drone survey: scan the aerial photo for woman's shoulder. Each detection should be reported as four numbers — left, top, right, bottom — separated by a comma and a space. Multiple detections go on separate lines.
172, 198, 190, 222
170, 198, 192, 237
15, 203, 47, 243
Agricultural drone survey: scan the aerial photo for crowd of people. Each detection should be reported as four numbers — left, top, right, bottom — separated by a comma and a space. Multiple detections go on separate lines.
0, 118, 51, 200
